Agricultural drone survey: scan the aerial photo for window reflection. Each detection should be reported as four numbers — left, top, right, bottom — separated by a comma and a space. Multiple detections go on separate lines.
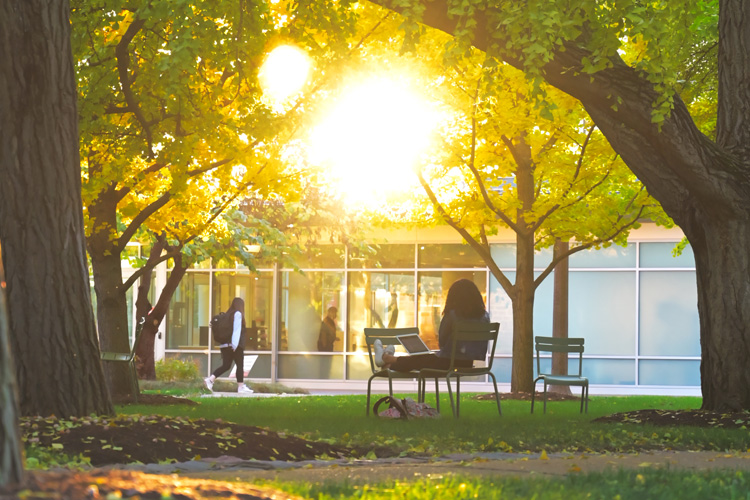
348, 272, 416, 351
212, 271, 273, 351
418, 271, 487, 349
166, 272, 210, 349
280, 271, 345, 352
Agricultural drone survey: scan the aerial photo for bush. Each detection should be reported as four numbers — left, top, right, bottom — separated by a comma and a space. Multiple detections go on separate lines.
155, 358, 201, 382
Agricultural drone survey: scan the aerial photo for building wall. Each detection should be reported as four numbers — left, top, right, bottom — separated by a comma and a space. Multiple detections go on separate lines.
149, 224, 700, 395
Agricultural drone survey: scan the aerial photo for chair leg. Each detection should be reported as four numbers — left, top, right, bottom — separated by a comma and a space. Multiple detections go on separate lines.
366, 377, 374, 415
489, 373, 502, 416
445, 376, 457, 417
583, 384, 589, 413
434, 378, 440, 413
530, 387, 536, 414
455, 377, 461, 418
543, 382, 548, 414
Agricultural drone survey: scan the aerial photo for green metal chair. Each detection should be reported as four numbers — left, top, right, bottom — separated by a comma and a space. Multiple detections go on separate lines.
531, 336, 589, 413
417, 321, 502, 418
100, 318, 145, 402
364, 327, 433, 415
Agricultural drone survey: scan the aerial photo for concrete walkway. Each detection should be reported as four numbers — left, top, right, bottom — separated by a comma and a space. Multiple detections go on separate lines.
108, 450, 750, 483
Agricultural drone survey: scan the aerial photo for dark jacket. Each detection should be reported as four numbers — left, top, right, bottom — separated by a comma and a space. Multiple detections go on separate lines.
317, 317, 336, 351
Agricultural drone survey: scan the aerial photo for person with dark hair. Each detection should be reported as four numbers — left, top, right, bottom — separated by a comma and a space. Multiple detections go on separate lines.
317, 306, 339, 351
204, 297, 253, 394
374, 279, 490, 371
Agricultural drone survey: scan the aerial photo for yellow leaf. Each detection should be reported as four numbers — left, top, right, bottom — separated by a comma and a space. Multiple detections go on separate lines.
540, 450, 549, 460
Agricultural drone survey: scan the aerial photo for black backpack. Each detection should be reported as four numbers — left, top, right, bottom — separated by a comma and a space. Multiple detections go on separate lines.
210, 311, 234, 345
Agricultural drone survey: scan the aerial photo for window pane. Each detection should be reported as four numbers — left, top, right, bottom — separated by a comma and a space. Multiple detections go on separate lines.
347, 354, 372, 380
166, 272, 210, 349
531, 357, 634, 385
640, 242, 695, 268
418, 244, 485, 268
281, 271, 345, 352
417, 271, 486, 350
349, 271, 416, 351
284, 245, 345, 269
487, 244, 553, 269
569, 271, 636, 355
278, 354, 344, 379
569, 243, 635, 268
639, 360, 700, 386
488, 271, 553, 355
213, 271, 273, 351
349, 244, 415, 268
582, 359, 635, 385
639, 271, 699, 356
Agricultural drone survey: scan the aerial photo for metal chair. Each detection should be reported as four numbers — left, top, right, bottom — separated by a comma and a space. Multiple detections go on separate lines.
418, 321, 502, 418
531, 336, 589, 413
100, 318, 145, 402
364, 327, 431, 415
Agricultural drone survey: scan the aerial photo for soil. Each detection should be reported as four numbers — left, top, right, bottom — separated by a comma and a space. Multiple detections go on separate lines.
5, 393, 750, 499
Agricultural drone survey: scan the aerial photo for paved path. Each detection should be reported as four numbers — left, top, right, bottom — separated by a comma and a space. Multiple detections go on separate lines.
108, 450, 750, 483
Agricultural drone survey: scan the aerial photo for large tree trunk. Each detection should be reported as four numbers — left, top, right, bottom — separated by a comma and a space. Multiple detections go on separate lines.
0, 0, 112, 417
550, 239, 571, 395
0, 244, 23, 487
86, 191, 134, 399
370, 0, 750, 411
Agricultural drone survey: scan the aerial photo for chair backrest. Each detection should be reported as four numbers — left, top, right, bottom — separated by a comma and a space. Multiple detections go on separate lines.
448, 322, 501, 371
363, 327, 420, 373
534, 336, 585, 376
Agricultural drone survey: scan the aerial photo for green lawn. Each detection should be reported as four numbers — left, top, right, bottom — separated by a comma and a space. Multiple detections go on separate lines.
121, 392, 748, 457
82, 392, 750, 498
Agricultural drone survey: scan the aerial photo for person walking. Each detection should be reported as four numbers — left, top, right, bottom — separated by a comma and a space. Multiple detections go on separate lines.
204, 297, 254, 394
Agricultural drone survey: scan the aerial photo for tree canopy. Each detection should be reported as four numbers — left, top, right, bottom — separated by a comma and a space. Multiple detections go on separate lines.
365, 0, 750, 411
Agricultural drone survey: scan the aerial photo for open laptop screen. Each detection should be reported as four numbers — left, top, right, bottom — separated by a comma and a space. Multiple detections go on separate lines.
397, 333, 432, 355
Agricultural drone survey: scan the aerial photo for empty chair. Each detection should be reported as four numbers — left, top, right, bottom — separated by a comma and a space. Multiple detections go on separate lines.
531, 336, 589, 413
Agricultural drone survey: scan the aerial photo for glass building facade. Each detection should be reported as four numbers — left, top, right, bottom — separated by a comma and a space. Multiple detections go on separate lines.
151, 228, 700, 395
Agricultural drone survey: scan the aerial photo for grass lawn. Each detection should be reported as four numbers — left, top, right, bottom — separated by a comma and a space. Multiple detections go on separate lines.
121, 392, 748, 457
18, 389, 750, 499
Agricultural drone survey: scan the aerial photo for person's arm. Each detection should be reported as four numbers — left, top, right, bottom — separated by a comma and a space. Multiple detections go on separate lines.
231, 311, 242, 350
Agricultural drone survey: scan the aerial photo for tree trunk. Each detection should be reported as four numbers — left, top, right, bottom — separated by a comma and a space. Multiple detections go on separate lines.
550, 239, 571, 395
370, 0, 750, 411
87, 194, 133, 399
135, 251, 189, 380
686, 218, 750, 411
0, 0, 112, 417
510, 229, 536, 393
0, 244, 23, 487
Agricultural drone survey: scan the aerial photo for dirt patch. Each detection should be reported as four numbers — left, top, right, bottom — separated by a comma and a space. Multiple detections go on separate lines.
593, 408, 750, 428
21, 413, 355, 467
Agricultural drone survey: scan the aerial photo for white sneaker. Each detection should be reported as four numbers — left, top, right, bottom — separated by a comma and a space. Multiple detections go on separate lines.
237, 384, 254, 394
374, 339, 385, 367
203, 377, 214, 392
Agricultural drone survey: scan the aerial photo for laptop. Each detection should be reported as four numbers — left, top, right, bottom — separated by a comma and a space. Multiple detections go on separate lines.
396, 333, 433, 355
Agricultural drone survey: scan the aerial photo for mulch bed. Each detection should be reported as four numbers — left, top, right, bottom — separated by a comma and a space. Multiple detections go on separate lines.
593, 408, 750, 428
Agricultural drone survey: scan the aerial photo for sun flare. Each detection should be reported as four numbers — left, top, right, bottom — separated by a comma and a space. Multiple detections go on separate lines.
259, 45, 311, 104
309, 78, 439, 208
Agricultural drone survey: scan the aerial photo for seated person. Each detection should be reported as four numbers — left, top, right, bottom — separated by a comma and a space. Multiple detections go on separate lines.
374, 279, 489, 372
